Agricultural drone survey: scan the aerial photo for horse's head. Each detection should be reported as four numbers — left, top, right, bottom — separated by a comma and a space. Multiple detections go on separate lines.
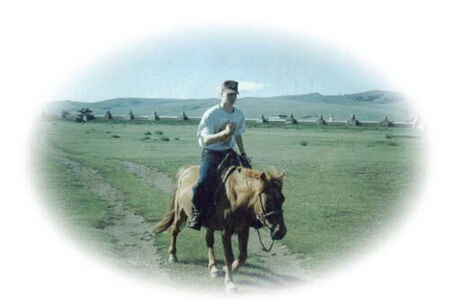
256, 170, 287, 240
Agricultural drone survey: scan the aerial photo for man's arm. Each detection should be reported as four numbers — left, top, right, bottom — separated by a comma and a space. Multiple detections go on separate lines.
236, 135, 246, 155
236, 134, 252, 168
203, 131, 228, 145
203, 122, 235, 145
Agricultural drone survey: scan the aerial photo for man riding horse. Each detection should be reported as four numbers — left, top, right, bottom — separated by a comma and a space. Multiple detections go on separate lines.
189, 80, 252, 230
153, 83, 287, 289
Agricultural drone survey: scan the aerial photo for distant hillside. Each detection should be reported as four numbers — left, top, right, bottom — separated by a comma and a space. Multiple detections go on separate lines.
45, 90, 415, 122
344, 90, 405, 104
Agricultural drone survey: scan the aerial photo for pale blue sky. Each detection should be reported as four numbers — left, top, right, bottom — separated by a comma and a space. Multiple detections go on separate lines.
57, 29, 392, 102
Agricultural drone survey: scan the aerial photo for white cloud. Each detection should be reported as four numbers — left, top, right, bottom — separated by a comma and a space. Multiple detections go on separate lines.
238, 81, 269, 92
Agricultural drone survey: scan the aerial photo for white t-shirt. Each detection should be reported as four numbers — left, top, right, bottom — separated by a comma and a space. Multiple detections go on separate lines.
197, 104, 245, 150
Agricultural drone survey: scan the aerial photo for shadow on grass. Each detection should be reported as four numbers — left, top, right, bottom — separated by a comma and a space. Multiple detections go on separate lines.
172, 258, 302, 286
236, 262, 302, 284
176, 259, 210, 266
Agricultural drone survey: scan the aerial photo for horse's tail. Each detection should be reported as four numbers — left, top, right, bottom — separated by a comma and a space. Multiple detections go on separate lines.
152, 189, 177, 233
176, 165, 191, 181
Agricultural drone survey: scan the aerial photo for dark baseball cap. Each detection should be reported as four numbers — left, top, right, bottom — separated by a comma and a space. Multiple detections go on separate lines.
221, 80, 239, 94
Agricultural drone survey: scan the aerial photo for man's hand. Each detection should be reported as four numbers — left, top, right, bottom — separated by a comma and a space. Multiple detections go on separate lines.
224, 122, 236, 136
219, 122, 236, 142
239, 153, 252, 168
204, 122, 237, 145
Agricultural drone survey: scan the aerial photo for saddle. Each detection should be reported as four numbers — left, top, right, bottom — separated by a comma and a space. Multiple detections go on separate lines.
216, 150, 252, 184
217, 150, 251, 173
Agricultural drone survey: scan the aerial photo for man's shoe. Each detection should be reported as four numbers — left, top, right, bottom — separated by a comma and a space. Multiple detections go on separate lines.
188, 212, 202, 231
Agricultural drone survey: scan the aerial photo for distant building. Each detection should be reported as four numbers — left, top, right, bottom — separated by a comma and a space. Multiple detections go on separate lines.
346, 114, 361, 126
105, 110, 113, 120
76, 107, 95, 122
260, 113, 268, 123
379, 115, 393, 127
285, 113, 298, 124
180, 111, 189, 121
268, 114, 288, 121
317, 115, 326, 125
61, 110, 69, 119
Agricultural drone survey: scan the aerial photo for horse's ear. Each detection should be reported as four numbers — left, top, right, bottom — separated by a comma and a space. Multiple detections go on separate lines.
259, 172, 267, 192
260, 172, 267, 182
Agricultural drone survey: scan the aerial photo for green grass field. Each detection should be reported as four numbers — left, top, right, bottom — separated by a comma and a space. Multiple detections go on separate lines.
34, 119, 424, 282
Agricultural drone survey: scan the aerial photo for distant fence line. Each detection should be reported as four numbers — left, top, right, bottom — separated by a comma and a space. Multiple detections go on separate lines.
48, 111, 420, 128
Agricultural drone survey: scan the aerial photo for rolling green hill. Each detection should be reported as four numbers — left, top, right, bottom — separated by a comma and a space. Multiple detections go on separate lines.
45, 90, 415, 122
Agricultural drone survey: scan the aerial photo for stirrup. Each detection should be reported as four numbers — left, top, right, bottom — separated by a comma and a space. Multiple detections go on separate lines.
188, 212, 202, 230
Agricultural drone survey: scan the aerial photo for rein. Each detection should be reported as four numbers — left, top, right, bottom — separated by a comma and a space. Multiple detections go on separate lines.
255, 193, 283, 253
256, 228, 274, 252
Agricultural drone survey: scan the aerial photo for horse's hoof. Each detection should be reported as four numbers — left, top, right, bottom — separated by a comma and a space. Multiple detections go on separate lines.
210, 266, 223, 279
225, 281, 237, 293
210, 267, 219, 278
168, 255, 178, 263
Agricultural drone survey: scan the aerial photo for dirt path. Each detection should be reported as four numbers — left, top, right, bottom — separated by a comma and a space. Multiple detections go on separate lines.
117, 160, 176, 194
119, 160, 313, 292
51, 154, 169, 282
45, 134, 312, 292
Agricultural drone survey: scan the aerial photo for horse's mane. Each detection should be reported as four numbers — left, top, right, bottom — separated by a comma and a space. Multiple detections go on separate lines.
237, 166, 283, 182
236, 167, 261, 179
264, 166, 282, 179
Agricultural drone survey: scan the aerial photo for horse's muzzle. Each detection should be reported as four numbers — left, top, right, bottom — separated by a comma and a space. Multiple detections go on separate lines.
270, 223, 287, 240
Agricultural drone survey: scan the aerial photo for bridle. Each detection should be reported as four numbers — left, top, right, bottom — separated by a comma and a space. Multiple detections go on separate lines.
255, 192, 284, 252
256, 193, 284, 226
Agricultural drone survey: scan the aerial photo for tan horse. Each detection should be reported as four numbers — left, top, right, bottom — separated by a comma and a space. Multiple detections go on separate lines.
152, 165, 287, 290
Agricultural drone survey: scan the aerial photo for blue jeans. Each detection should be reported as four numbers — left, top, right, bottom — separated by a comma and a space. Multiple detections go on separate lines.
191, 148, 235, 216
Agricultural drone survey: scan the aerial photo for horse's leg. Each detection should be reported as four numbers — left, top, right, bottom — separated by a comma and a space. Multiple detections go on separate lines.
206, 228, 220, 278
168, 212, 186, 263
222, 230, 236, 290
232, 227, 249, 272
